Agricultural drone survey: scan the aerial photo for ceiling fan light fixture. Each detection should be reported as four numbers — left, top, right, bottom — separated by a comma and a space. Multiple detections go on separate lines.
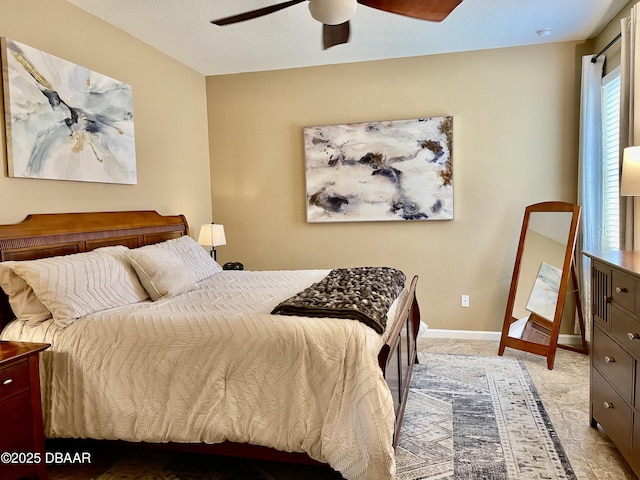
308, 0, 357, 25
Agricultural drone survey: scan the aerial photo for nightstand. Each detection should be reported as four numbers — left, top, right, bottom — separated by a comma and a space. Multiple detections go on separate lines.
0, 341, 50, 480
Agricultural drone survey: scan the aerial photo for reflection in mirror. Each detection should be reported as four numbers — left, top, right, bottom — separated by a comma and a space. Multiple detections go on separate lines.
498, 202, 588, 370
508, 212, 571, 342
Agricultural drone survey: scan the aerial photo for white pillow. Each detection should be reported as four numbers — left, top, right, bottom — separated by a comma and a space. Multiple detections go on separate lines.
11, 246, 149, 327
0, 262, 52, 325
127, 247, 197, 301
144, 235, 222, 282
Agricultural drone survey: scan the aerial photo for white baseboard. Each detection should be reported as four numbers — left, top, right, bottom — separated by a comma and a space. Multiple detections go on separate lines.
421, 328, 584, 346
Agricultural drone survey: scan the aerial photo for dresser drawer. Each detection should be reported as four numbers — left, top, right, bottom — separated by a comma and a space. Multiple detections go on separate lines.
633, 413, 640, 474
593, 326, 634, 403
612, 270, 636, 313
592, 368, 633, 455
0, 360, 30, 403
611, 306, 640, 358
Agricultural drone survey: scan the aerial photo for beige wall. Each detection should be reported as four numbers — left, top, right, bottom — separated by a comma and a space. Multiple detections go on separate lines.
206, 42, 582, 332
0, 0, 586, 333
0, 0, 212, 235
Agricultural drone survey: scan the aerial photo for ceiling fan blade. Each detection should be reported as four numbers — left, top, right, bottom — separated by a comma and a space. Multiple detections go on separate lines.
211, 0, 306, 26
358, 0, 462, 22
323, 22, 350, 49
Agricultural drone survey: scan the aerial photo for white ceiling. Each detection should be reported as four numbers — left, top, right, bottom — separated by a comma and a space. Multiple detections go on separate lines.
67, 0, 628, 76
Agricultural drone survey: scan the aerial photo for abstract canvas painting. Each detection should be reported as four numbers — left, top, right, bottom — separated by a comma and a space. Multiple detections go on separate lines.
304, 116, 453, 222
1, 38, 136, 184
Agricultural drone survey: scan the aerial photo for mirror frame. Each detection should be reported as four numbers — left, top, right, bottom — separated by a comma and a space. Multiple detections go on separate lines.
498, 201, 588, 369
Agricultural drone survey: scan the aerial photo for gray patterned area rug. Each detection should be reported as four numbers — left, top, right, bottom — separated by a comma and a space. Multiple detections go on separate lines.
396, 353, 576, 480
47, 353, 575, 480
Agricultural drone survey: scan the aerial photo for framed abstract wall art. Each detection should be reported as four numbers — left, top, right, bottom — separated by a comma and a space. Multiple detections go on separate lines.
304, 116, 453, 223
1, 38, 137, 184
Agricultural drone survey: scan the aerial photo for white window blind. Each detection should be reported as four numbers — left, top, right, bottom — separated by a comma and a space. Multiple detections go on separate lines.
601, 67, 621, 250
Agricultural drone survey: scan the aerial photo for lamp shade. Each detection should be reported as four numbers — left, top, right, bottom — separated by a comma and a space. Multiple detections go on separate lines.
198, 224, 226, 247
621, 146, 640, 196
308, 0, 357, 25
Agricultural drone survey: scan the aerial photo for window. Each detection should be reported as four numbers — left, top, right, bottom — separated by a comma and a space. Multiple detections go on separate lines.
601, 66, 621, 250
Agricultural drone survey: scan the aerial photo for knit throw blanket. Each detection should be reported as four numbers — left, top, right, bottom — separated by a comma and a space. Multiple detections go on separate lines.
271, 267, 406, 334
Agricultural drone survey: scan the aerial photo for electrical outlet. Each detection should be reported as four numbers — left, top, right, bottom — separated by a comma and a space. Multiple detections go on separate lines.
461, 295, 470, 308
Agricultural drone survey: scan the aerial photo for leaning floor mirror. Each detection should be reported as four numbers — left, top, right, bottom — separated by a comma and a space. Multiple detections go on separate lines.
498, 201, 588, 369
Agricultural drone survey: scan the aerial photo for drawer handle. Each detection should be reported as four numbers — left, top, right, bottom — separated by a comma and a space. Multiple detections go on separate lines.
2, 378, 12, 385
604, 356, 615, 363
629, 333, 640, 341
604, 401, 614, 409
616, 286, 628, 294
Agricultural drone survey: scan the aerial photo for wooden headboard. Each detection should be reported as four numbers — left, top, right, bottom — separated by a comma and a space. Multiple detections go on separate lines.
0, 210, 189, 330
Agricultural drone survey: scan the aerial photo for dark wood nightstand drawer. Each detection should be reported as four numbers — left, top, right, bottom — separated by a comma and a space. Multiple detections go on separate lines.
0, 391, 37, 480
593, 326, 634, 403
592, 368, 632, 456
0, 360, 30, 402
0, 390, 33, 450
612, 270, 636, 313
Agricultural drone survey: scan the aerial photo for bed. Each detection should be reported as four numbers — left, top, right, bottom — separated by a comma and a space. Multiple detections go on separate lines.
0, 211, 420, 480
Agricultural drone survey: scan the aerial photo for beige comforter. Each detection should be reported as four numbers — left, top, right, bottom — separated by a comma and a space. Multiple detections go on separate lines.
1, 270, 397, 480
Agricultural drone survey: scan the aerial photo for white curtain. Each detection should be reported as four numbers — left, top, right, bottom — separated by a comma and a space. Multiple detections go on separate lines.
620, 6, 640, 249
577, 54, 605, 342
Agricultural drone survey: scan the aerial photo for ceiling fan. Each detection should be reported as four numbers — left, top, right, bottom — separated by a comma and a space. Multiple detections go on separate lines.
211, 0, 463, 50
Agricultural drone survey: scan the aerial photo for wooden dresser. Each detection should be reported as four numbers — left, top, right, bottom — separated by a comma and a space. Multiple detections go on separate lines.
585, 250, 640, 476
0, 341, 49, 480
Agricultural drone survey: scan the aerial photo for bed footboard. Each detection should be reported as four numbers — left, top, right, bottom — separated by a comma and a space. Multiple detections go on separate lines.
378, 275, 420, 447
